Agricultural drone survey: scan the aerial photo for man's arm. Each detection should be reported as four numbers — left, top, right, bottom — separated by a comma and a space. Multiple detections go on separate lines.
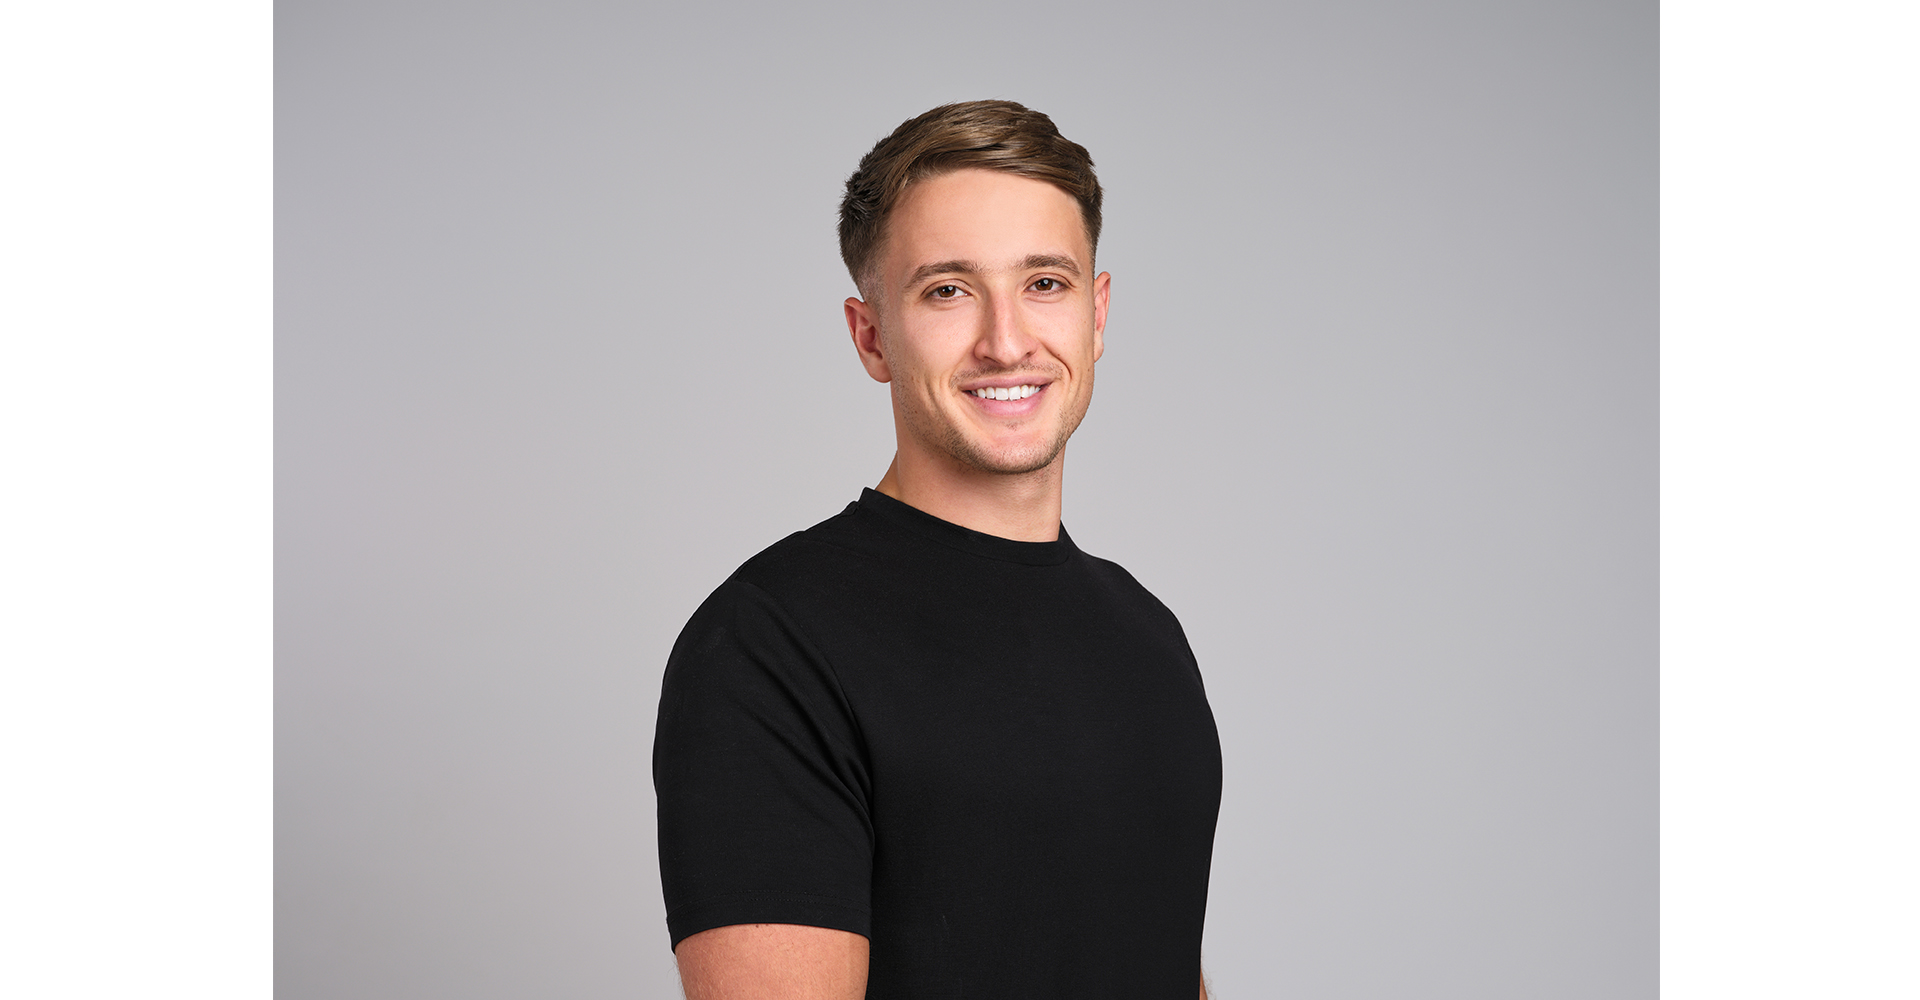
674, 923, 868, 1000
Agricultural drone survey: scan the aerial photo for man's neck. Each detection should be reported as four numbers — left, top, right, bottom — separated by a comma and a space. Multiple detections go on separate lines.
873, 454, 1065, 543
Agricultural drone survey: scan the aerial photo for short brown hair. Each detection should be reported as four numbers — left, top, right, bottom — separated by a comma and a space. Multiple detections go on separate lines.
838, 100, 1103, 296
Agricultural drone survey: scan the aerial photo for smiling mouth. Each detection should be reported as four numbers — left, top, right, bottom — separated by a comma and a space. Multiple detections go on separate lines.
967, 384, 1043, 400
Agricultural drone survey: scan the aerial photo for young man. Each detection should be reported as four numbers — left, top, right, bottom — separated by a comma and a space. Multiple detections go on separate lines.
654, 101, 1222, 999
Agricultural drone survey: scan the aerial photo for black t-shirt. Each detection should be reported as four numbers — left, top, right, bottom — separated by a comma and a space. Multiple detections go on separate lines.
654, 490, 1222, 998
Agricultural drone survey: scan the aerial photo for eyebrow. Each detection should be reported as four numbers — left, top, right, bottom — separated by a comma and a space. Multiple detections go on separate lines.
902, 254, 1084, 292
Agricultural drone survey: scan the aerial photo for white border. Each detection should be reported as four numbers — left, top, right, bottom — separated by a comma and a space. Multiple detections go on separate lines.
1664, 1, 1919, 995
9, 0, 1919, 995
0, 3, 272, 996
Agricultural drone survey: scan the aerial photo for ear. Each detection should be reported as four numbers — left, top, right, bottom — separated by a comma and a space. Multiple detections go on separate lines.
846, 296, 892, 383
1091, 271, 1110, 362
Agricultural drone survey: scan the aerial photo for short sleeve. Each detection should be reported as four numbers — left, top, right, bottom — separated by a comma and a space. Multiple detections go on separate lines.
652, 577, 873, 949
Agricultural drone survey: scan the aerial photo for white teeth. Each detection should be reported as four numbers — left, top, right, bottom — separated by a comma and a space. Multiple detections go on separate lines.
972, 384, 1040, 400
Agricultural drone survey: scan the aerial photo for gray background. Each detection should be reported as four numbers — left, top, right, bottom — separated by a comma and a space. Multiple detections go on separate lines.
276, 0, 1655, 996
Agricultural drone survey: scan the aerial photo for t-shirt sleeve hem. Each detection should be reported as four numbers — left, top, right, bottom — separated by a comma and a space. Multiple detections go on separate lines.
666, 891, 872, 950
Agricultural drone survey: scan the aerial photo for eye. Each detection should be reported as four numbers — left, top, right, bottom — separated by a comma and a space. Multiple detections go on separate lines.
1031, 277, 1061, 292
931, 284, 963, 299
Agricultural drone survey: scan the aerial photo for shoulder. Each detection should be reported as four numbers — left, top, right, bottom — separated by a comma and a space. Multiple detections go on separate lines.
1075, 547, 1175, 613
658, 534, 864, 749
1070, 546, 1198, 659
723, 503, 886, 600
664, 504, 886, 681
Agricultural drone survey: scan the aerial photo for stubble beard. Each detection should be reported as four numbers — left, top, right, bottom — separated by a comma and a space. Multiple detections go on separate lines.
898, 366, 1093, 477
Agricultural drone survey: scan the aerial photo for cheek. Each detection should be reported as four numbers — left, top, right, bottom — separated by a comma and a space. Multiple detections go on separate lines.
887, 331, 964, 380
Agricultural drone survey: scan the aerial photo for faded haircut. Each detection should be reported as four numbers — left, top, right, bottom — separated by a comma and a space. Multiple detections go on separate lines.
838, 100, 1103, 297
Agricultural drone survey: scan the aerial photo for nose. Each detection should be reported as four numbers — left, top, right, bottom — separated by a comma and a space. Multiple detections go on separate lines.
974, 291, 1038, 368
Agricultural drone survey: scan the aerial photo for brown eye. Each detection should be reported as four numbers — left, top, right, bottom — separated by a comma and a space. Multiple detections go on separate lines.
933, 285, 960, 298
1033, 278, 1058, 291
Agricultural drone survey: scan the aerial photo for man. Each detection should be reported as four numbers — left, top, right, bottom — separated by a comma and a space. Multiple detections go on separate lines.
654, 100, 1222, 999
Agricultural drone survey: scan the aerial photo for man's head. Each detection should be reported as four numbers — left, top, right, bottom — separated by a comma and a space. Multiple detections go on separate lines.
841, 102, 1110, 485
838, 100, 1103, 300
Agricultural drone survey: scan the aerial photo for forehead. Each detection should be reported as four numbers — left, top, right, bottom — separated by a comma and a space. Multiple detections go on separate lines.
882, 169, 1089, 279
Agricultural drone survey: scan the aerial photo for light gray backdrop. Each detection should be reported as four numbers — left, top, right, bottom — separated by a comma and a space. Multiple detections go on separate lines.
277, 1, 1655, 996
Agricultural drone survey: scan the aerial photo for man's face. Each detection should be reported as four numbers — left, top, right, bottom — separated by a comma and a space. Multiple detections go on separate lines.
846, 168, 1110, 479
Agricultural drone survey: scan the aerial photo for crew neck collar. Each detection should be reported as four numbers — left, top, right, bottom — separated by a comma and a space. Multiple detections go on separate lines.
852, 488, 1076, 566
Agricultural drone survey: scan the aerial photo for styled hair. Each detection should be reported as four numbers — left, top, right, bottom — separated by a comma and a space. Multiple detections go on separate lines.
838, 100, 1103, 296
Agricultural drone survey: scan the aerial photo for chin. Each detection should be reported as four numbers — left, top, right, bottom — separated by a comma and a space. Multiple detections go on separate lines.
952, 437, 1067, 476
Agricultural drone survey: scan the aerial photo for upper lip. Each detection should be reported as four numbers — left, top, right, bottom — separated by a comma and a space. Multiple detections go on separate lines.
960, 376, 1051, 391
